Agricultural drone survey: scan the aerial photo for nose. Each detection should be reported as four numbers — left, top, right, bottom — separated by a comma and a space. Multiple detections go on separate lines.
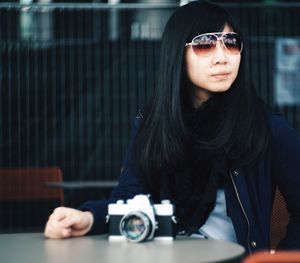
211, 40, 228, 65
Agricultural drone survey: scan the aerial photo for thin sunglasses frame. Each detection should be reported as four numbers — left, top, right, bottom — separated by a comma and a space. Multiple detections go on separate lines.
185, 32, 243, 57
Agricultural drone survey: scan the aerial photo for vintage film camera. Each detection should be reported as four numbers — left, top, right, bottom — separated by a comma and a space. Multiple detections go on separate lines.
107, 195, 176, 242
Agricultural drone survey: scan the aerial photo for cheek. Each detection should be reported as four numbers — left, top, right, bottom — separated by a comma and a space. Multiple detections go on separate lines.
233, 56, 241, 75
186, 64, 205, 85
185, 57, 207, 83
185, 49, 203, 79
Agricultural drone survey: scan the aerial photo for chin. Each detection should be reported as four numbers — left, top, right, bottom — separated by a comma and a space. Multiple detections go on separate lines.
212, 85, 232, 93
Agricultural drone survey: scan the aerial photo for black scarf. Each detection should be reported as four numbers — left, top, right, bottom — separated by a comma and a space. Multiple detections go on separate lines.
160, 96, 229, 234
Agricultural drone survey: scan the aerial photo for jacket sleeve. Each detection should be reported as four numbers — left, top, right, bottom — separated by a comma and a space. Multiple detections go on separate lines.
270, 113, 300, 249
79, 115, 147, 234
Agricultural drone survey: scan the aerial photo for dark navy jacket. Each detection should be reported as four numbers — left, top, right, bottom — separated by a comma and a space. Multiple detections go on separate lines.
79, 113, 300, 254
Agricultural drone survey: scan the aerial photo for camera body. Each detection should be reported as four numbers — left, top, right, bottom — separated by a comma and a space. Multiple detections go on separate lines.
107, 195, 176, 242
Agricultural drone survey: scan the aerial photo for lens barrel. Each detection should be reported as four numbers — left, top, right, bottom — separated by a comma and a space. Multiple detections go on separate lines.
119, 211, 153, 242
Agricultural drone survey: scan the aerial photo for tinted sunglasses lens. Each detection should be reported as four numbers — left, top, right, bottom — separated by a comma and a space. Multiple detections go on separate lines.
223, 33, 242, 54
191, 34, 217, 57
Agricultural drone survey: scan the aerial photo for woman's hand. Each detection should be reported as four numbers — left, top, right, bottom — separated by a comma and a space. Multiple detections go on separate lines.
44, 207, 94, 239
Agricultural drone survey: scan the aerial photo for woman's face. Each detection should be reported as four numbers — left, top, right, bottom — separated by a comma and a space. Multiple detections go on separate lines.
185, 24, 241, 108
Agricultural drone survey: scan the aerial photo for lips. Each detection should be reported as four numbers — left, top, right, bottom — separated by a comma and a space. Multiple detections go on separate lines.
211, 72, 230, 80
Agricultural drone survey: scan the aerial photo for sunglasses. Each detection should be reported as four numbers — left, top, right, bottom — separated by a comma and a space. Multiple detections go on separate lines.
185, 32, 243, 57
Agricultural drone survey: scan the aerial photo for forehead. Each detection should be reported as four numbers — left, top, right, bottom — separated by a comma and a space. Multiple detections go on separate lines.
222, 24, 233, 33
193, 23, 234, 37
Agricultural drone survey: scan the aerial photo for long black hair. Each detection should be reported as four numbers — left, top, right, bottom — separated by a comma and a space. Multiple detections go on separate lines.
134, 0, 269, 196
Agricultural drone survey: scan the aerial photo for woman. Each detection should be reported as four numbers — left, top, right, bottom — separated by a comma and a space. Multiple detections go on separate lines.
44, 0, 300, 253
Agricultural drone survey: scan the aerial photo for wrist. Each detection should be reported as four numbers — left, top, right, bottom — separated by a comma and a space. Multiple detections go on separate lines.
83, 211, 94, 232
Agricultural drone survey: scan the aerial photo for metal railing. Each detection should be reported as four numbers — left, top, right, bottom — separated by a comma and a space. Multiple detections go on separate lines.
0, 2, 299, 183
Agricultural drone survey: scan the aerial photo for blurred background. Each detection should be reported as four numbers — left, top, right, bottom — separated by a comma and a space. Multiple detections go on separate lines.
0, 0, 299, 233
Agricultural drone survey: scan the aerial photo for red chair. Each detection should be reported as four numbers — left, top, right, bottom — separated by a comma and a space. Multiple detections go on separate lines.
243, 251, 300, 263
270, 188, 289, 249
0, 167, 64, 204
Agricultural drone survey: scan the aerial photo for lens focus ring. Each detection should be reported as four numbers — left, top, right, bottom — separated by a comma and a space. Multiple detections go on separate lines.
119, 211, 153, 242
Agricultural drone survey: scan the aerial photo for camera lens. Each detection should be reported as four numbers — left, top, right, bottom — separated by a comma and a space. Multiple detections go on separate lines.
119, 211, 153, 242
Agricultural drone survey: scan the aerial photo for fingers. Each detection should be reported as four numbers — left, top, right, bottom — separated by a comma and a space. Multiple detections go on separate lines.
44, 208, 94, 239
49, 207, 67, 222
44, 207, 74, 239
59, 213, 81, 229
68, 228, 89, 237
59, 211, 93, 237
61, 228, 72, 238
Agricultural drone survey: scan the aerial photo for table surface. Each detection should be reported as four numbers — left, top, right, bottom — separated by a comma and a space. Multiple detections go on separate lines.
0, 233, 245, 263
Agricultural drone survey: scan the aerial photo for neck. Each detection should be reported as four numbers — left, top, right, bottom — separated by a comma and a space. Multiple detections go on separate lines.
189, 85, 212, 108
